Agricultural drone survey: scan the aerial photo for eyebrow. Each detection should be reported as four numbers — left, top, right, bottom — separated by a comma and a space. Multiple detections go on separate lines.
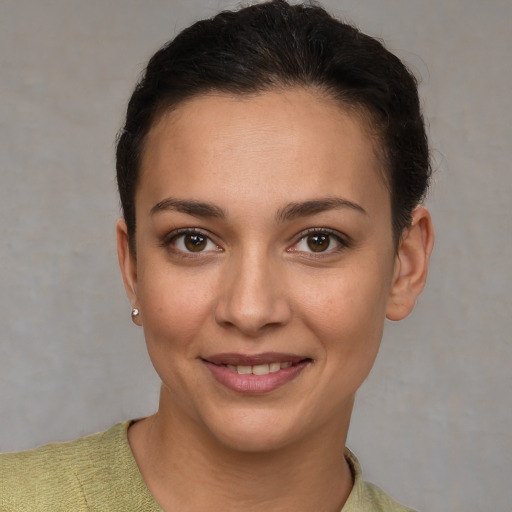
149, 196, 366, 222
275, 197, 367, 223
150, 198, 226, 219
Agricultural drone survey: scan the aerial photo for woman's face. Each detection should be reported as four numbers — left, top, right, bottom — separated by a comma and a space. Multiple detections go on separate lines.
120, 88, 403, 452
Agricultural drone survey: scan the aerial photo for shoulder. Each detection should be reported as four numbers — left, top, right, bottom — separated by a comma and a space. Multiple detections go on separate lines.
357, 481, 417, 512
0, 422, 131, 512
342, 449, 417, 512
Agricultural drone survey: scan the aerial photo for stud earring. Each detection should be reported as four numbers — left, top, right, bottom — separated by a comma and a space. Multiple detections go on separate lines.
131, 308, 140, 323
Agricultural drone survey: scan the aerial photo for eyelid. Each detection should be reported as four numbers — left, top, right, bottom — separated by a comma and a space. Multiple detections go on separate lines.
287, 227, 350, 254
161, 227, 349, 256
161, 227, 222, 253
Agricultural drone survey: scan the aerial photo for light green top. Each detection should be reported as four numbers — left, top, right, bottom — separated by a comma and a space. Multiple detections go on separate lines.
0, 421, 416, 511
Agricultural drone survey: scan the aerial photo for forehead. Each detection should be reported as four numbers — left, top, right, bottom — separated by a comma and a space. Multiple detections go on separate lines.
138, 88, 390, 217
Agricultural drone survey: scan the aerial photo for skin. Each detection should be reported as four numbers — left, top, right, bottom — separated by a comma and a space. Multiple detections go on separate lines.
117, 88, 434, 511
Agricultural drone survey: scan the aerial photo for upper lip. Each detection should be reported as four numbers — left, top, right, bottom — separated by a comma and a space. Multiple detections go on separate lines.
203, 352, 308, 366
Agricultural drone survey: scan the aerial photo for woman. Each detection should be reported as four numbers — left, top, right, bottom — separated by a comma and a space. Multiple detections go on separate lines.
0, 1, 434, 510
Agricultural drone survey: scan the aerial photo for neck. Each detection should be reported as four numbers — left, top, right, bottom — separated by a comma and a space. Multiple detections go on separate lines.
128, 388, 354, 512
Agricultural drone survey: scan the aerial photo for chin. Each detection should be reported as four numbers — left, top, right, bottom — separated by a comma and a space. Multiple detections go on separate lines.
214, 427, 295, 454
203, 409, 303, 454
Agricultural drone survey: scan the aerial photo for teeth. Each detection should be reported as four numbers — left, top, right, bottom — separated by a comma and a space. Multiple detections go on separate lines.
226, 362, 293, 375
269, 362, 281, 373
252, 364, 270, 375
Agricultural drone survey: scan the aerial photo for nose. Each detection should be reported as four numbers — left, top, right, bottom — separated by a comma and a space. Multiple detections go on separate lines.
214, 250, 293, 337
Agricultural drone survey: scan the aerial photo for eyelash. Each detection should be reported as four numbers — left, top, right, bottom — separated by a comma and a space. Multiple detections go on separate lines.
161, 227, 350, 257
161, 228, 222, 257
288, 228, 350, 256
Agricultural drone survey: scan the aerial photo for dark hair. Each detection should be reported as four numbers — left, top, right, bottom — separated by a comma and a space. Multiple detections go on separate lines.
116, 0, 430, 251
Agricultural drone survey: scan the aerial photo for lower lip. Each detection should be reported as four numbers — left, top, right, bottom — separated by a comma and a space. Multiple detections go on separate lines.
203, 360, 310, 394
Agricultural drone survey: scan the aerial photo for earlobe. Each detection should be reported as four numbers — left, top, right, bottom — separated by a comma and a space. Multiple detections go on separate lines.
116, 219, 142, 326
386, 206, 435, 321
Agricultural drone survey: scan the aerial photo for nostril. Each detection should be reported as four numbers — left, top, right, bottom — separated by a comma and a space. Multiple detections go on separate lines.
214, 299, 292, 336
213, 262, 293, 335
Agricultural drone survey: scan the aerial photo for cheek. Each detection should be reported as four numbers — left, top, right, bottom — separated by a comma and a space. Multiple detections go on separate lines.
136, 261, 217, 351
136, 267, 216, 399
301, 268, 390, 325
295, 259, 393, 355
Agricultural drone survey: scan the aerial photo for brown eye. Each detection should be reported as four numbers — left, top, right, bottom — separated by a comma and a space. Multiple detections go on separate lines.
306, 234, 330, 252
184, 234, 207, 252
169, 230, 220, 255
291, 230, 346, 255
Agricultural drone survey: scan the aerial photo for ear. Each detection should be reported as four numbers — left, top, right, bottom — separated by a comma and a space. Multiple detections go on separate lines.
386, 206, 435, 321
116, 218, 142, 326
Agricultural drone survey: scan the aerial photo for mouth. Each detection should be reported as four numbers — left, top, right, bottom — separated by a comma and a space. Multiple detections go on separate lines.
225, 361, 294, 375
202, 353, 312, 394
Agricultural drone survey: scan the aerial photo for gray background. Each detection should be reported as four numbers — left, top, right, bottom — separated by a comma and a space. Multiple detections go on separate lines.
1, 1, 510, 511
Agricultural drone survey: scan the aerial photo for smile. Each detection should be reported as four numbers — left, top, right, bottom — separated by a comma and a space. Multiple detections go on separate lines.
202, 353, 311, 394
226, 361, 292, 375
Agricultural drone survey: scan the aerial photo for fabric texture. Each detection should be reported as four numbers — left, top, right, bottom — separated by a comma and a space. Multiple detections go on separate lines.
1, 421, 416, 511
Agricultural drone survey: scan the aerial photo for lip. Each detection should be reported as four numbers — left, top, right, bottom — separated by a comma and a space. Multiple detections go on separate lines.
204, 352, 306, 366
202, 352, 311, 394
